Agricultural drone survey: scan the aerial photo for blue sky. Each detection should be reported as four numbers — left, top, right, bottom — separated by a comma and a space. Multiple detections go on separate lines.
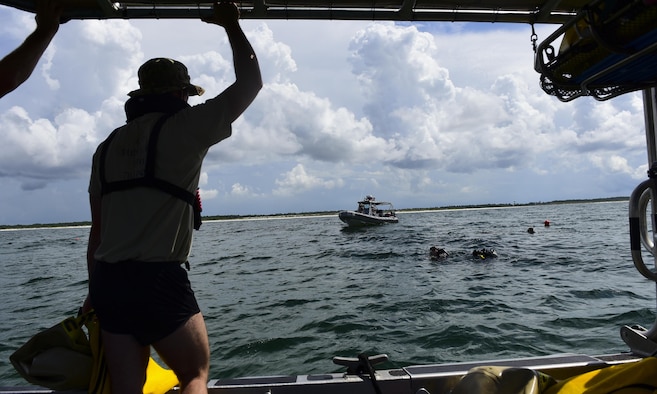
0, 7, 648, 225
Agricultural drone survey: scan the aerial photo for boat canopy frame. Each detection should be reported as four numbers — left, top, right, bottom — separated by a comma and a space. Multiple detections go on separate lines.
1, 0, 593, 22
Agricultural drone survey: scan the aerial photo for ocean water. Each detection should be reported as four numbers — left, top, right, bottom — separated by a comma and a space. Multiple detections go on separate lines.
1, 201, 656, 385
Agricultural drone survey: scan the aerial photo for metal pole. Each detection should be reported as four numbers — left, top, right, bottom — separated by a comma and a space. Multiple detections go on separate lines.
645, 87, 657, 344
622, 88, 657, 356
644, 88, 657, 165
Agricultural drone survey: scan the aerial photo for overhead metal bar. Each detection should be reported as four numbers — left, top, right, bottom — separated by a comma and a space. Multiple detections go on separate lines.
533, 0, 564, 23
398, 0, 417, 20
0, 0, 588, 23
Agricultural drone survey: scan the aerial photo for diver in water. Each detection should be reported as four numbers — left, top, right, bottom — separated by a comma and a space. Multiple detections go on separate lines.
429, 246, 449, 260
472, 248, 498, 259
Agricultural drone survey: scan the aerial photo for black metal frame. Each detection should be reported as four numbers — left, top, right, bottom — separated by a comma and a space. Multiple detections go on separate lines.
0, 0, 587, 22
534, 0, 657, 102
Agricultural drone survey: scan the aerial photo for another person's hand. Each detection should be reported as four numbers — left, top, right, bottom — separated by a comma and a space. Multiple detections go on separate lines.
202, 2, 240, 28
35, 0, 62, 35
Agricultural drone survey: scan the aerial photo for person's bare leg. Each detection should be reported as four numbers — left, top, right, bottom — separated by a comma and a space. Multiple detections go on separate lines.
154, 312, 210, 394
102, 330, 150, 394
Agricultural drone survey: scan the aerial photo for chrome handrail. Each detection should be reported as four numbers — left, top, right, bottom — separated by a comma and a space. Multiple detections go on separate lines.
628, 178, 657, 282
622, 88, 657, 357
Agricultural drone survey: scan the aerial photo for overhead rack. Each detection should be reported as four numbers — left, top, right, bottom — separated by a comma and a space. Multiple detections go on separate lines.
535, 0, 657, 102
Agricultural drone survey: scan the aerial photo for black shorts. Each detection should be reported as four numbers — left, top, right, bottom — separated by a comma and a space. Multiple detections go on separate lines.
90, 260, 201, 346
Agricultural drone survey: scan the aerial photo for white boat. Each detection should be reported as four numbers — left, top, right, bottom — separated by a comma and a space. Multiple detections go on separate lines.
3, 0, 657, 393
338, 195, 398, 226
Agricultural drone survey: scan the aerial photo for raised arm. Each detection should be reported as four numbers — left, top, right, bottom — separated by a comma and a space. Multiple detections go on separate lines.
0, 0, 62, 98
203, 2, 263, 123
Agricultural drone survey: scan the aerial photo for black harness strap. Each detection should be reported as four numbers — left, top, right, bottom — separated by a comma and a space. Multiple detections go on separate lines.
99, 114, 200, 227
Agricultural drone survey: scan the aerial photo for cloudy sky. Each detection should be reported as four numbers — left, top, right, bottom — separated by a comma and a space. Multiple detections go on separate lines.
0, 6, 649, 225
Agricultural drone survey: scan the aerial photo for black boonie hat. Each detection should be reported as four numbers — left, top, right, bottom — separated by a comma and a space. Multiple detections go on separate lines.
128, 57, 205, 97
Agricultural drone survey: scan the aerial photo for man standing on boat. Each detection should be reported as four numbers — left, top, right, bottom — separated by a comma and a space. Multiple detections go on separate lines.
0, 0, 62, 98
83, 2, 262, 393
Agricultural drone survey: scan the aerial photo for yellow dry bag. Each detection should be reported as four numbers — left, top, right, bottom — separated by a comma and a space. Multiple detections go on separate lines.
11, 311, 179, 394
544, 357, 657, 394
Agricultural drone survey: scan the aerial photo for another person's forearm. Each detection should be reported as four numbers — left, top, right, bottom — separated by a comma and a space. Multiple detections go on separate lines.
7, 27, 57, 80
0, 0, 60, 98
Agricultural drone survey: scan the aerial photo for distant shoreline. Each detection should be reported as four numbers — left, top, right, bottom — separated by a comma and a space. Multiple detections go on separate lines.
0, 196, 628, 231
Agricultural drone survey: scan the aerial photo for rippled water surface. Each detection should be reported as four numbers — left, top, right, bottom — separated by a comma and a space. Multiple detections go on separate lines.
1, 201, 656, 385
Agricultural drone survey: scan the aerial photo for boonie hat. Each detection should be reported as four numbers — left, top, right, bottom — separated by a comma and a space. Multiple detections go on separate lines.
128, 58, 205, 97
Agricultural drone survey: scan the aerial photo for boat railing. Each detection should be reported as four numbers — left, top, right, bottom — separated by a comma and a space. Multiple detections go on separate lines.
625, 89, 657, 357
628, 178, 657, 283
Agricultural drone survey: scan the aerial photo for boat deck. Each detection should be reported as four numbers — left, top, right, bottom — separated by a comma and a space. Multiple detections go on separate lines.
0, 352, 642, 394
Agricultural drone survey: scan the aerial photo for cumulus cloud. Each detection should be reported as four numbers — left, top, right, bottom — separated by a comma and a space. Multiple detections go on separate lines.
274, 164, 343, 196
230, 182, 262, 198
346, 24, 546, 173
0, 106, 97, 179
200, 188, 219, 200
197, 172, 219, 200
350, 24, 456, 138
